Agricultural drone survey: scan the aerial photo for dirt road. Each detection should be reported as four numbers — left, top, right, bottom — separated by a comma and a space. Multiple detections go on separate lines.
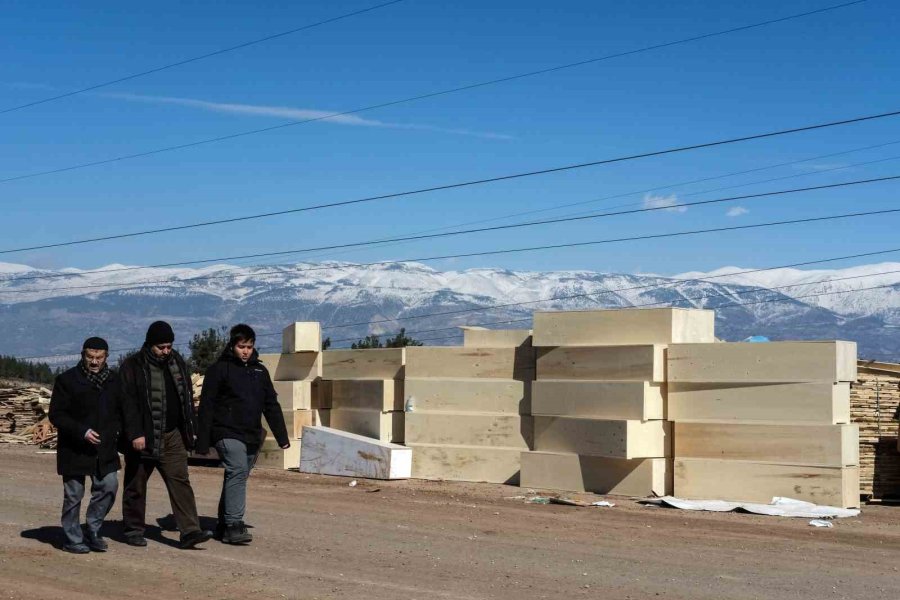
0, 445, 898, 599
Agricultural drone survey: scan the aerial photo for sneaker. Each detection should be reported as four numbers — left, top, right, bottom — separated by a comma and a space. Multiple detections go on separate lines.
62, 543, 90, 554
124, 535, 147, 547
213, 521, 226, 541
85, 533, 108, 552
179, 529, 213, 549
221, 522, 252, 545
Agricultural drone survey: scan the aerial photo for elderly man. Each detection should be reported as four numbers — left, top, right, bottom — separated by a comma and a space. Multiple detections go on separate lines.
119, 321, 211, 549
49, 337, 121, 554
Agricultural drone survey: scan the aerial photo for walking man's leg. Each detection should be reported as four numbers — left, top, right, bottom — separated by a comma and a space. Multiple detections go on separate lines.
158, 430, 210, 548
122, 453, 152, 545
84, 471, 118, 551
61, 477, 89, 553
215, 438, 252, 544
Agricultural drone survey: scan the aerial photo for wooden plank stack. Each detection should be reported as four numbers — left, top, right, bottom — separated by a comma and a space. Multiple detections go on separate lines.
256, 322, 325, 469
404, 332, 535, 484
0, 383, 53, 446
668, 341, 860, 508
520, 308, 713, 496
851, 362, 900, 499
320, 348, 405, 443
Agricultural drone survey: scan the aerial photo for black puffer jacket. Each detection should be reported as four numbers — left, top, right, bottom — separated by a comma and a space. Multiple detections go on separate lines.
49, 366, 121, 477
119, 347, 196, 459
195, 349, 289, 454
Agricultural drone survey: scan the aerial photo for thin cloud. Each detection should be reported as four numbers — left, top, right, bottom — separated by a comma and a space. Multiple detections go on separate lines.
101, 92, 513, 140
643, 193, 686, 213
726, 206, 749, 217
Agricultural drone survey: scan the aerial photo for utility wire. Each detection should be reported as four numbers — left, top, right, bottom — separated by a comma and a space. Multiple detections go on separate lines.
0, 1, 405, 115
10, 143, 900, 284
3, 202, 900, 297
3, 171, 897, 278
0, 3, 869, 191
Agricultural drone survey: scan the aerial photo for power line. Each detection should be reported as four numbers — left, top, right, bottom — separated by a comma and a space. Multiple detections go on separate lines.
3, 202, 900, 298
0, 1, 405, 115
4, 109, 897, 256
10, 144, 900, 285
0, 1, 868, 193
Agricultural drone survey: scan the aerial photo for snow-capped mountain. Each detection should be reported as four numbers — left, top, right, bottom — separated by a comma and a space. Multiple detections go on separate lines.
1, 259, 897, 363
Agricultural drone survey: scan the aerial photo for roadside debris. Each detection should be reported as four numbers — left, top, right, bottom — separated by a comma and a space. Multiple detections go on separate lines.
640, 496, 859, 519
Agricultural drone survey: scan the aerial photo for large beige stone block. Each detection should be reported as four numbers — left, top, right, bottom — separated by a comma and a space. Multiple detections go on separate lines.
404, 412, 532, 448
533, 416, 670, 458
536, 345, 665, 382
533, 308, 714, 347
282, 322, 322, 353
322, 348, 405, 380
520, 452, 671, 497
406, 442, 523, 484
532, 380, 664, 420
404, 378, 530, 414
405, 346, 535, 380
667, 341, 857, 383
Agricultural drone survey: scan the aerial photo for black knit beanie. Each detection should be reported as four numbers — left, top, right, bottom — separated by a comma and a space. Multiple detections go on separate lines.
82, 336, 109, 352
145, 321, 175, 346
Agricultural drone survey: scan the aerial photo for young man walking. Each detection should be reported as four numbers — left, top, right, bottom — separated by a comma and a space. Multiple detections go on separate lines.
119, 321, 211, 549
196, 324, 290, 544
49, 337, 121, 554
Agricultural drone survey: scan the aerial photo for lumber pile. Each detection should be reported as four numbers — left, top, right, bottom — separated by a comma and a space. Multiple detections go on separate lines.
404, 332, 535, 484
0, 383, 55, 447
669, 341, 860, 508
851, 362, 900, 499
255, 322, 326, 469
321, 348, 405, 443
520, 308, 707, 496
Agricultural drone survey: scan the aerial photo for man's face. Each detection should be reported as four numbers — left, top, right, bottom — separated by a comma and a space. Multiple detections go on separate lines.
83, 349, 108, 373
234, 340, 254, 363
150, 343, 173, 359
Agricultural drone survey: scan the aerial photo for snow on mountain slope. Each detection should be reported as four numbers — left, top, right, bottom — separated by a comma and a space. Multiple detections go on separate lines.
1, 259, 898, 361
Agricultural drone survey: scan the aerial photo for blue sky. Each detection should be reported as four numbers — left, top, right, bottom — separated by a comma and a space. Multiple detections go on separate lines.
1, 0, 898, 277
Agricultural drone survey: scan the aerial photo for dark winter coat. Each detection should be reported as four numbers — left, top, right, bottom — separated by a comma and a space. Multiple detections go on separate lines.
195, 349, 289, 455
119, 347, 196, 460
49, 366, 122, 477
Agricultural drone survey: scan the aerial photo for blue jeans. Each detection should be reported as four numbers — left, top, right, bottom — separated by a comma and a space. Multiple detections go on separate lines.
215, 439, 259, 526
61, 471, 118, 546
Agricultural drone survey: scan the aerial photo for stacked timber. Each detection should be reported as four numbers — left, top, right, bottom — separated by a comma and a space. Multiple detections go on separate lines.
256, 322, 325, 469
321, 348, 405, 443
851, 362, 900, 499
404, 331, 535, 484
521, 308, 714, 496
0, 383, 53, 445
669, 341, 860, 508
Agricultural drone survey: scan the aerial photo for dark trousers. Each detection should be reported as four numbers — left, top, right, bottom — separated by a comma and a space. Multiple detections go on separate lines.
122, 429, 201, 539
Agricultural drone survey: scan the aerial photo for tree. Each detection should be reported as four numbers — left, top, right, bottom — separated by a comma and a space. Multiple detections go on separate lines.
350, 329, 423, 349
0, 355, 58, 384
322, 337, 332, 351
115, 349, 140, 370
188, 327, 228, 374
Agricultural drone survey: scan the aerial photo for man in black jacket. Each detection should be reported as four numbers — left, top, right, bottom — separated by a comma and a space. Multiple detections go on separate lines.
196, 323, 290, 544
119, 321, 211, 549
49, 337, 121, 554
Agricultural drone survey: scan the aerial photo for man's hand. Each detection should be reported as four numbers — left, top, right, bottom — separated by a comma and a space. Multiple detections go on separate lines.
132, 436, 146, 451
84, 429, 101, 445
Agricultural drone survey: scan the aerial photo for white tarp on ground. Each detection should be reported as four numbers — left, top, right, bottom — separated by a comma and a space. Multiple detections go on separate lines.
641, 496, 860, 518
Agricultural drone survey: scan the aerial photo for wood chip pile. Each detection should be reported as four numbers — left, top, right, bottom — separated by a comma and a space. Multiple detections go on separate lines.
0, 382, 55, 447
851, 362, 900, 499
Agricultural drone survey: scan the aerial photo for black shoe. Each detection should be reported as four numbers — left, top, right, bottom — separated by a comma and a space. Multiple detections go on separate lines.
85, 533, 108, 552
62, 543, 90, 554
124, 535, 147, 547
213, 522, 226, 541
222, 522, 252, 545
180, 529, 213, 549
